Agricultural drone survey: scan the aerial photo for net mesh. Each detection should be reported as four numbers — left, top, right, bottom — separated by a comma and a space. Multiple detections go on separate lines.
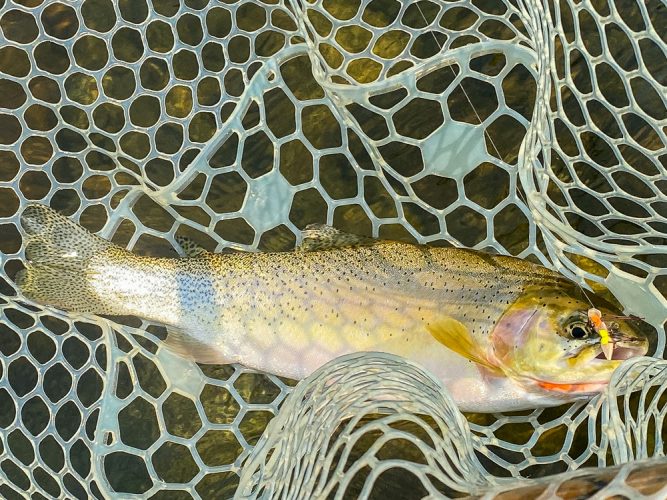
0, 0, 665, 497
237, 354, 667, 498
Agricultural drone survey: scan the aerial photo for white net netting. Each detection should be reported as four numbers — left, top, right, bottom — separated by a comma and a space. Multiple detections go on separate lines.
0, 0, 665, 498
237, 354, 667, 498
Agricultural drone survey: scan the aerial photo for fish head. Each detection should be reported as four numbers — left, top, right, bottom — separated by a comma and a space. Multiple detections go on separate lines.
490, 287, 649, 398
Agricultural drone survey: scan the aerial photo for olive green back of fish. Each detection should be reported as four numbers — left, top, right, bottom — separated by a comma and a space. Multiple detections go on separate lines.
16, 204, 573, 337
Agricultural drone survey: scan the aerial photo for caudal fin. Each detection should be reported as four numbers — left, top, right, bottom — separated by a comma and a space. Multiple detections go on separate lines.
16, 204, 115, 314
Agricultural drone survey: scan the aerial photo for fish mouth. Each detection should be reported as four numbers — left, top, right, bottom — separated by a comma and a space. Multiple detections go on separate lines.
567, 340, 647, 365
533, 342, 648, 395
594, 344, 647, 361
592, 332, 649, 361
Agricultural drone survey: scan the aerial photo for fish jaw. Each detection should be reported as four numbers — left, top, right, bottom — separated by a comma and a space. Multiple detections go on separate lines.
522, 344, 648, 398
503, 338, 649, 400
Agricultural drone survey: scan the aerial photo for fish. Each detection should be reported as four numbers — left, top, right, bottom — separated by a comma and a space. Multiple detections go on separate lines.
15, 204, 649, 412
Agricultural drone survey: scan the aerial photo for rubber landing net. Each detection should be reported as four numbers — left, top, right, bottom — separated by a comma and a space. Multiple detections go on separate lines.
0, 0, 665, 498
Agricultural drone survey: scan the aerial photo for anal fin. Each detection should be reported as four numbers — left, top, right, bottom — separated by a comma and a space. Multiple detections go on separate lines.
163, 326, 230, 365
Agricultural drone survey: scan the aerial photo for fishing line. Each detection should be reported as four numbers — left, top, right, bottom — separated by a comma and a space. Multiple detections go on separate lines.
413, 5, 607, 311
577, 282, 595, 308
413, 3, 532, 211
607, 315, 643, 321
414, 5, 506, 171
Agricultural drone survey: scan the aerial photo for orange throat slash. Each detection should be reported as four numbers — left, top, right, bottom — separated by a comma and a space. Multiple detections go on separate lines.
536, 380, 607, 393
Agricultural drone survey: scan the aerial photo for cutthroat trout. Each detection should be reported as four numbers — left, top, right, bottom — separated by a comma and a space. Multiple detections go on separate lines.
16, 205, 648, 412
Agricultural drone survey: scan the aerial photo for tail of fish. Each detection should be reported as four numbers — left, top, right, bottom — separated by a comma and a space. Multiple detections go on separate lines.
16, 204, 117, 314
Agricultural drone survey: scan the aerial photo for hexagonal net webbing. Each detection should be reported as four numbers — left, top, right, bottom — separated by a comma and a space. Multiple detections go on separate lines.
0, 0, 665, 498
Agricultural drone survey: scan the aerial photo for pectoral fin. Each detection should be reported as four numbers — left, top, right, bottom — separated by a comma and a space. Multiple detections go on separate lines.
427, 317, 504, 375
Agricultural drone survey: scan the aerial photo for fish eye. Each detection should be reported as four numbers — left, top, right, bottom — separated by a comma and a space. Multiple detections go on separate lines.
562, 321, 590, 339
571, 326, 587, 339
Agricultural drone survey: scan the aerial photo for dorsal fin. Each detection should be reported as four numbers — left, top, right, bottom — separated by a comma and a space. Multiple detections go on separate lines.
175, 236, 211, 258
298, 224, 375, 252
